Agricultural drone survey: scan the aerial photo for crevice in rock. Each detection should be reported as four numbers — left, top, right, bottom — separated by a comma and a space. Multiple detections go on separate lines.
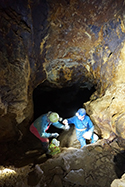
108, 52, 113, 58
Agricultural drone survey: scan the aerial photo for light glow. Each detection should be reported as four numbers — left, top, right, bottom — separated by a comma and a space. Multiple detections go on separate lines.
0, 167, 17, 186
0, 168, 16, 175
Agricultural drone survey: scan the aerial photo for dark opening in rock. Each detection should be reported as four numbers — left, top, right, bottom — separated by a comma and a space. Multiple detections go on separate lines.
33, 84, 96, 147
33, 84, 96, 120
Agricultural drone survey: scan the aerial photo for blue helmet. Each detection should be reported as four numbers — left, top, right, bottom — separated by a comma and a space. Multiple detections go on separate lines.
76, 108, 86, 116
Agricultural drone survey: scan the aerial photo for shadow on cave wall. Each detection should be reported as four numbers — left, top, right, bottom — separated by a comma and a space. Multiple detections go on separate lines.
114, 150, 125, 178
33, 84, 96, 120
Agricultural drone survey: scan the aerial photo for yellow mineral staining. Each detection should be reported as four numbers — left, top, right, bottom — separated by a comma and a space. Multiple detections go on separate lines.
48, 69, 58, 82
120, 131, 125, 139
116, 42, 125, 84
115, 115, 125, 139
47, 66, 73, 83
120, 42, 125, 61
86, 64, 90, 72
84, 31, 91, 40
40, 34, 49, 54
102, 130, 111, 139
63, 67, 72, 80
120, 16, 125, 33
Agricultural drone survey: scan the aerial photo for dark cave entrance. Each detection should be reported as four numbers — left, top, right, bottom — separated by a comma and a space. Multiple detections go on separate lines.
29, 83, 97, 150
33, 84, 96, 137
33, 84, 96, 120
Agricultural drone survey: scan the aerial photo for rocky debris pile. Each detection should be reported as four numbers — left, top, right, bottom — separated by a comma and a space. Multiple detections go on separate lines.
0, 140, 124, 187
37, 140, 118, 187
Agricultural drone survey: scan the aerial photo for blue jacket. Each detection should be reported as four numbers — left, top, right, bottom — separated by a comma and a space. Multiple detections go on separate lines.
33, 113, 65, 138
67, 115, 94, 133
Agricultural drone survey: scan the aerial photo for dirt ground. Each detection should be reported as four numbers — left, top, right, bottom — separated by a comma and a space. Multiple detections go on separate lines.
0, 131, 49, 168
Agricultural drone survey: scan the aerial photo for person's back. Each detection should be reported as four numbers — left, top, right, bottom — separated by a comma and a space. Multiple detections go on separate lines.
33, 114, 48, 135
30, 111, 70, 154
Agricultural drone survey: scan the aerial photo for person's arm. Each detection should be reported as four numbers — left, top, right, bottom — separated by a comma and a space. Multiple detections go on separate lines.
39, 115, 59, 138
41, 131, 59, 138
63, 116, 76, 130
53, 120, 70, 131
67, 116, 76, 124
52, 121, 65, 129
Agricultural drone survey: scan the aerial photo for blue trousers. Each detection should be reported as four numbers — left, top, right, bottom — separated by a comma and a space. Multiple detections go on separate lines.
76, 130, 95, 148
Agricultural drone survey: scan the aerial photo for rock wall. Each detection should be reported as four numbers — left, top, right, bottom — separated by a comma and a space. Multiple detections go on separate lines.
0, 0, 125, 144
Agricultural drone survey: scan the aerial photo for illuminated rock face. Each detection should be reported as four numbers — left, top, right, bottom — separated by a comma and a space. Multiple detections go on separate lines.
0, 0, 125, 143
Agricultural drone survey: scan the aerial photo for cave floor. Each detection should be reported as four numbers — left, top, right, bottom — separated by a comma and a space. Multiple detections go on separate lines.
0, 135, 125, 187
0, 125, 81, 168
0, 139, 123, 187
0, 131, 49, 168
0, 130, 80, 169
0, 131, 123, 169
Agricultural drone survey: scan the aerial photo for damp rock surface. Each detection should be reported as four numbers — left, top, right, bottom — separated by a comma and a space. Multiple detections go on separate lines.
0, 140, 123, 187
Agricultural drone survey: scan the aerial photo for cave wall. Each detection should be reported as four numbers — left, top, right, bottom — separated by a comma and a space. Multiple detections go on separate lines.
0, 0, 125, 143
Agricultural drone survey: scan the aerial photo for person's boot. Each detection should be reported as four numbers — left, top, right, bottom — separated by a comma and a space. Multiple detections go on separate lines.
46, 149, 53, 158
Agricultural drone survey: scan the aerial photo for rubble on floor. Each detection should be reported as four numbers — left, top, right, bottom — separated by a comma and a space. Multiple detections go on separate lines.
0, 140, 124, 187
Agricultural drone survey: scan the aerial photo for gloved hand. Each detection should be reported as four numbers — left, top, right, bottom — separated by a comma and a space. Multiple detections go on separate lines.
51, 133, 59, 138
83, 131, 92, 140
63, 124, 70, 131
62, 119, 68, 125
59, 117, 63, 122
